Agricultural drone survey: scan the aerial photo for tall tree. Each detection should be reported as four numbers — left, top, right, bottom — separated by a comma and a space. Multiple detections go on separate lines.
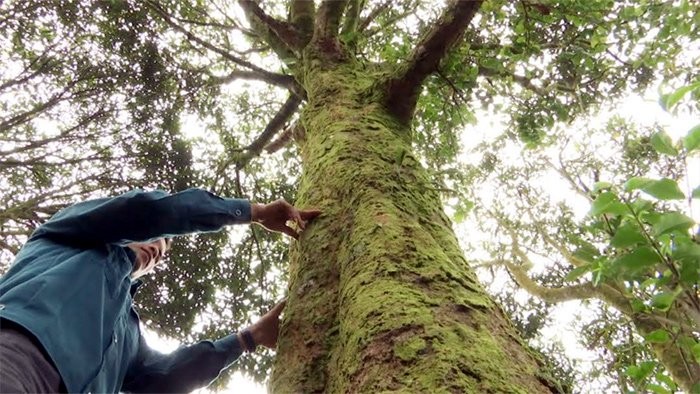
1, 0, 696, 391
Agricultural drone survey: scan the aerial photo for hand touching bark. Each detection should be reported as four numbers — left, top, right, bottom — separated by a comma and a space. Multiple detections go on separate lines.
240, 300, 287, 350
251, 199, 321, 239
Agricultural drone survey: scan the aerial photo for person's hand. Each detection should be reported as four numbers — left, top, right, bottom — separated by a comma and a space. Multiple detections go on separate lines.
251, 199, 321, 239
241, 299, 287, 350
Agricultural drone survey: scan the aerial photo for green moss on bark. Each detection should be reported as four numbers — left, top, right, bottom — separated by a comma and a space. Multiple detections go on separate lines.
270, 62, 563, 394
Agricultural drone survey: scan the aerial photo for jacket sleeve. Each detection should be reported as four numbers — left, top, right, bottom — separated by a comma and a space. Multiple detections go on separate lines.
31, 188, 251, 245
121, 333, 244, 393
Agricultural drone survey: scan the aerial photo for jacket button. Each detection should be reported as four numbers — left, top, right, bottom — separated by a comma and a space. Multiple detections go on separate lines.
113, 333, 118, 344
235, 209, 242, 216
0, 304, 5, 310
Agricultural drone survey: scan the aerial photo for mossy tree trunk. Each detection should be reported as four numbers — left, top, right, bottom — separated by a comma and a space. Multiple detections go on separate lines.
229, 1, 563, 392
270, 62, 561, 394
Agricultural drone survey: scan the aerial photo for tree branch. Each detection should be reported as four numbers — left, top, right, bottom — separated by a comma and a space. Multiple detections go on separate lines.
341, 0, 365, 37
0, 45, 58, 92
358, 0, 391, 32
237, 94, 302, 168
290, 0, 315, 47
209, 69, 296, 90
544, 157, 593, 201
238, 0, 301, 59
0, 108, 110, 156
385, 0, 483, 124
504, 260, 597, 302
145, 0, 291, 85
314, 0, 349, 41
265, 122, 297, 153
478, 66, 549, 96
0, 79, 80, 132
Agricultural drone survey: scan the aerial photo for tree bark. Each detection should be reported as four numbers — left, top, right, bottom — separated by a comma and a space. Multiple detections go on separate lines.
270, 57, 563, 393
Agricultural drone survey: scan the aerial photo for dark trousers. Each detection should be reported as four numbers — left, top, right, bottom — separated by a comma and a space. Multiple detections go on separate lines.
0, 322, 63, 393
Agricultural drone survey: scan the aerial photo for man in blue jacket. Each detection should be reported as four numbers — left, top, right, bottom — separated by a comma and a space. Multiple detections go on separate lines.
0, 188, 320, 393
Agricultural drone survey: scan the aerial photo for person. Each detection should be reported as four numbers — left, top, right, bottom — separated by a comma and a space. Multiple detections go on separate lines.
0, 188, 320, 393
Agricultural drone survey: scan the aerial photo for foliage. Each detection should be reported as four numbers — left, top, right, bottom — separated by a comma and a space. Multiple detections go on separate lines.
467, 82, 700, 392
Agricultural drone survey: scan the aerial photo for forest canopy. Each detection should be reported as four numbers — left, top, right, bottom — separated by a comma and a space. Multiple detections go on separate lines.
1, 0, 698, 392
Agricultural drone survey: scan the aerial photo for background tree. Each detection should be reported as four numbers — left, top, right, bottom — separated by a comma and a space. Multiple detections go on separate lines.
1, 0, 697, 391
467, 90, 700, 393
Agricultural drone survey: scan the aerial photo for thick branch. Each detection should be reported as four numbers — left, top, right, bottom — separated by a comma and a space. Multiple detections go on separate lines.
341, 0, 365, 37
314, 0, 349, 41
265, 122, 296, 153
504, 260, 598, 302
210, 70, 296, 89
504, 225, 632, 311
237, 94, 302, 168
385, 0, 483, 124
290, 0, 315, 46
238, 0, 301, 58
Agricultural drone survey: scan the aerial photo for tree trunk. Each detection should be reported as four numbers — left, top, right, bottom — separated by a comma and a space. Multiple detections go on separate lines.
270, 58, 562, 393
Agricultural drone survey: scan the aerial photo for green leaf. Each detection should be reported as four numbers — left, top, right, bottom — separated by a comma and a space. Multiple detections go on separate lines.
675, 243, 700, 283
589, 192, 627, 216
630, 198, 654, 215
692, 186, 700, 199
564, 264, 593, 281
624, 177, 654, 192
646, 383, 672, 394
614, 246, 661, 273
631, 298, 647, 313
593, 181, 612, 192
572, 242, 600, 263
650, 292, 677, 311
641, 178, 685, 200
650, 131, 678, 156
626, 361, 656, 381
683, 124, 700, 152
655, 373, 677, 390
652, 212, 695, 236
610, 222, 647, 248
679, 261, 700, 285
481, 57, 501, 70
673, 242, 700, 262
660, 81, 700, 112
691, 343, 700, 363
645, 329, 671, 343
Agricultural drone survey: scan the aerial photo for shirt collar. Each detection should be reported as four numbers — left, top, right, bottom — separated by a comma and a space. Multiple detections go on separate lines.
130, 279, 143, 297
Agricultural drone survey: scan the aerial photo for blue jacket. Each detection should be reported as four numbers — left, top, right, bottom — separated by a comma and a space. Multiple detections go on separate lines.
0, 188, 252, 393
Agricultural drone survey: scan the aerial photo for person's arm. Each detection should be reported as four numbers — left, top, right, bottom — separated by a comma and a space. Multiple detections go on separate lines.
121, 333, 243, 394
31, 188, 251, 245
121, 301, 286, 393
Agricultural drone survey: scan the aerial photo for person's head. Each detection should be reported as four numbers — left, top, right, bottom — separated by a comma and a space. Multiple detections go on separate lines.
127, 238, 172, 279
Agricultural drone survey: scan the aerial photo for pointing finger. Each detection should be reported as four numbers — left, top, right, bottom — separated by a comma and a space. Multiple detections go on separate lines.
269, 299, 287, 316
300, 209, 322, 221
